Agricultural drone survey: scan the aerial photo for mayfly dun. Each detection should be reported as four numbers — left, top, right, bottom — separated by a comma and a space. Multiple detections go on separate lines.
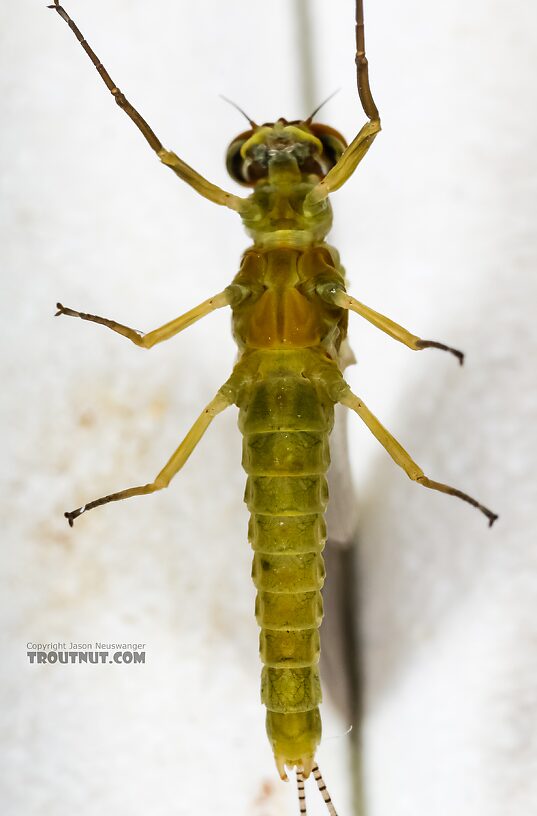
47, 0, 498, 813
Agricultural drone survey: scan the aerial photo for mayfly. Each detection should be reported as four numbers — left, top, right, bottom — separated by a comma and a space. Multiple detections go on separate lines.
48, 1, 497, 813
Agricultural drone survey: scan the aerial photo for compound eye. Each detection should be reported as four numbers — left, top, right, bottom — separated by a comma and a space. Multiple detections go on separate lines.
307, 124, 347, 173
226, 131, 255, 186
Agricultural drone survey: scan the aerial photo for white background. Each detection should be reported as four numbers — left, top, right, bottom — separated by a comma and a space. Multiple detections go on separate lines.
1, 1, 536, 815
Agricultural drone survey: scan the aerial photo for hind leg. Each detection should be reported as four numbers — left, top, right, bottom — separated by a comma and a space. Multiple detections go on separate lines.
64, 392, 230, 526
340, 389, 498, 526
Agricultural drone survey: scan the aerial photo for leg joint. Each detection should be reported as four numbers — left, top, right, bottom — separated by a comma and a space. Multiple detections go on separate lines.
152, 476, 168, 491
411, 469, 426, 483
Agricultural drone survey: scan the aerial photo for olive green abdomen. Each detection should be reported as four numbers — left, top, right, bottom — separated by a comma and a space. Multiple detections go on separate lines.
239, 370, 334, 775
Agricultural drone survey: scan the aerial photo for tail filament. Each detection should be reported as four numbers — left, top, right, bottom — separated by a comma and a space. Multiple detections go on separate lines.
296, 769, 307, 815
296, 764, 339, 816
312, 763, 338, 816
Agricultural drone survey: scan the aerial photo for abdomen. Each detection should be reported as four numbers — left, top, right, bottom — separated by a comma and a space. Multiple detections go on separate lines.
238, 357, 336, 778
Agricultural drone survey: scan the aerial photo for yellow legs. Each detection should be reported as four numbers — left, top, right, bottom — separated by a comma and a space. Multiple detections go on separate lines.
340, 390, 498, 527
64, 392, 230, 526
47, 1, 245, 213
55, 285, 246, 349
318, 285, 465, 365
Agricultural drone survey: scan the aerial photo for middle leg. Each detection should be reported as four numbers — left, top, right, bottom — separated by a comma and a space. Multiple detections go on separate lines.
316, 283, 464, 364
55, 284, 247, 349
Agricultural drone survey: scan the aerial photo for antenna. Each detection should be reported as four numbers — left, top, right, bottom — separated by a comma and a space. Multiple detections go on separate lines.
219, 95, 258, 129
305, 89, 340, 124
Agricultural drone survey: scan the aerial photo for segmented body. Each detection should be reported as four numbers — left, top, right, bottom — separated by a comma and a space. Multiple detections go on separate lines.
47, 2, 497, 805
222, 243, 351, 777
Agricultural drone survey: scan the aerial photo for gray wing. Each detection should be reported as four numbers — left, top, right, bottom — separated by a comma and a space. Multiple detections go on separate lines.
320, 340, 362, 727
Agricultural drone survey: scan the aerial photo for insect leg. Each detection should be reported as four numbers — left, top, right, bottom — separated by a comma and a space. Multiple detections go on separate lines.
317, 285, 464, 364
355, 0, 379, 122
55, 285, 248, 349
305, 0, 381, 207
305, 119, 380, 205
340, 389, 498, 526
47, 1, 244, 212
64, 392, 230, 526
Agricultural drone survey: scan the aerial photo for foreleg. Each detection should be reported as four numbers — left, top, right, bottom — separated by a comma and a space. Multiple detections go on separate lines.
47, 1, 244, 211
305, 0, 381, 208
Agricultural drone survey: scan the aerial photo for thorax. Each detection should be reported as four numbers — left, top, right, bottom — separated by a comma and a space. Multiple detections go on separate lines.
230, 244, 347, 358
